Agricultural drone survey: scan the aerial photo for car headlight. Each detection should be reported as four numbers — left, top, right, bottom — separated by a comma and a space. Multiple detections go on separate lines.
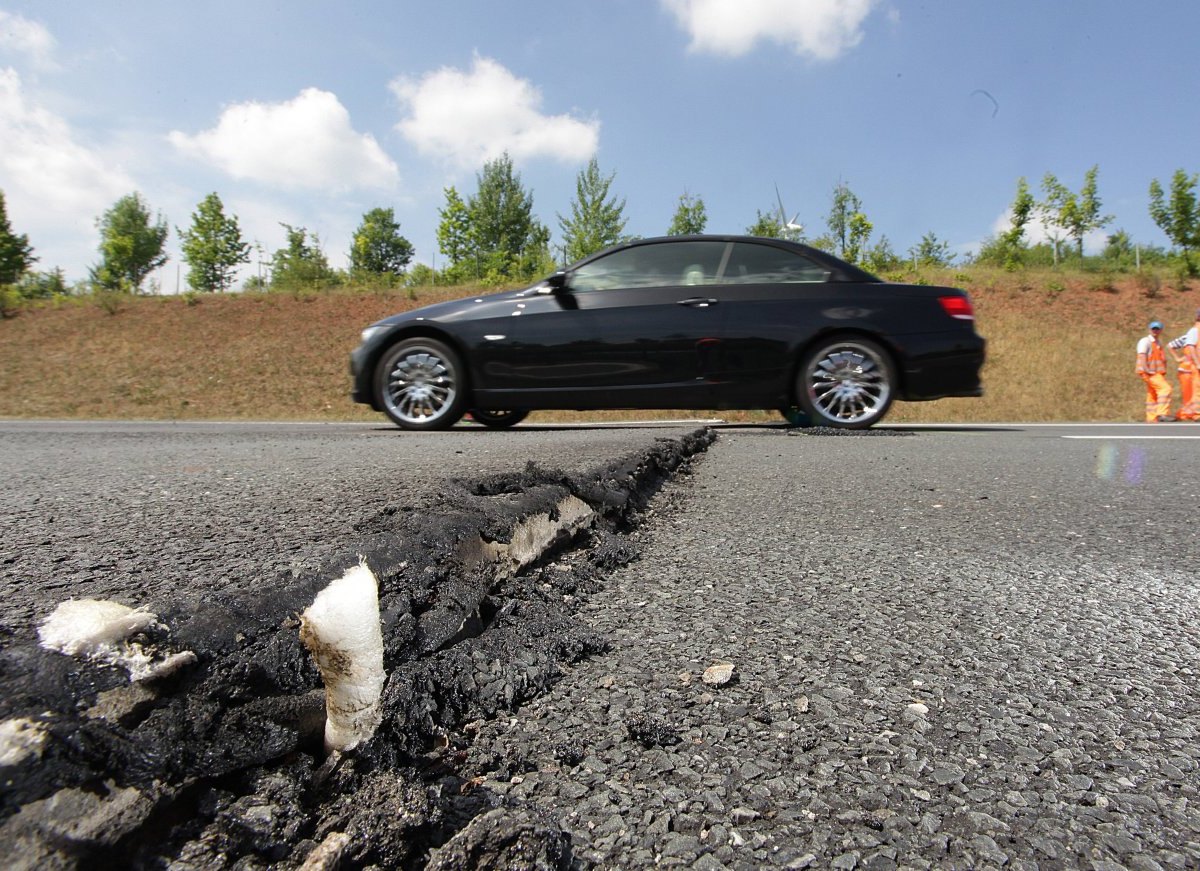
360, 325, 388, 344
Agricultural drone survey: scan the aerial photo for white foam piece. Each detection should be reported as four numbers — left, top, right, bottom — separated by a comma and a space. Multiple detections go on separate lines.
38, 599, 158, 657
300, 560, 386, 753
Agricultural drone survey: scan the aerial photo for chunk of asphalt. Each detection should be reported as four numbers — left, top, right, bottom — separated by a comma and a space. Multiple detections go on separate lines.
0, 427, 715, 869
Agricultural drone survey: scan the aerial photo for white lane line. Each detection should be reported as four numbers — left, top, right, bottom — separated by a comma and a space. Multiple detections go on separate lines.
1063, 435, 1200, 440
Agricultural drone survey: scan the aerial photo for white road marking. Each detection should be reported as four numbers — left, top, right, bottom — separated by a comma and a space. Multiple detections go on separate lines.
1063, 435, 1200, 440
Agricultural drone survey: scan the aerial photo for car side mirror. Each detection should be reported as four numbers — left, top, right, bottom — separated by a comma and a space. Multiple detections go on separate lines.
538, 271, 568, 294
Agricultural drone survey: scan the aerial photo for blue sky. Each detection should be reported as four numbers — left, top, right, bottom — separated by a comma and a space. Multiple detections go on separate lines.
2, 1, 1198, 287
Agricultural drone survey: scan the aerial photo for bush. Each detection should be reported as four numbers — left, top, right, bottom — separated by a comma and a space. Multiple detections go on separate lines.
0, 284, 22, 318
1136, 272, 1161, 299
16, 269, 68, 300
1088, 271, 1118, 294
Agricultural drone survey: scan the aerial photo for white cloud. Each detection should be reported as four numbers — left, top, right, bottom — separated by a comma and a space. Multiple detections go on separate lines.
392, 55, 599, 169
168, 88, 399, 193
0, 11, 56, 70
661, 0, 878, 60
0, 67, 135, 274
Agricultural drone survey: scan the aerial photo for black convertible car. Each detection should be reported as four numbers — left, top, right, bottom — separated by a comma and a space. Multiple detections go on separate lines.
350, 235, 985, 430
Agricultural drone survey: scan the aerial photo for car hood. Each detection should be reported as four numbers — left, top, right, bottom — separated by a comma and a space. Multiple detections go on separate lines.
369, 285, 540, 329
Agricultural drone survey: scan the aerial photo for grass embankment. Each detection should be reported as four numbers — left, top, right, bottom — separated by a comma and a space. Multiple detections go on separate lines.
0, 270, 1195, 424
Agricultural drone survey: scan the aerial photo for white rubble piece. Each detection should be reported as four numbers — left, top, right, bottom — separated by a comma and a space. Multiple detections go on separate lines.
0, 717, 47, 767
38, 599, 158, 657
702, 662, 735, 685
299, 560, 386, 753
37, 598, 196, 683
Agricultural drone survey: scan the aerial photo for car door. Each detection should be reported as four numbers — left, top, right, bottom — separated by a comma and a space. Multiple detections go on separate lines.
472, 235, 724, 405
703, 240, 843, 402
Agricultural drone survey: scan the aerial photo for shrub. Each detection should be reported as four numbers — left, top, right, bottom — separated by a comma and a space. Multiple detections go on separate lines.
1088, 271, 1118, 294
1136, 272, 1161, 299
0, 284, 22, 318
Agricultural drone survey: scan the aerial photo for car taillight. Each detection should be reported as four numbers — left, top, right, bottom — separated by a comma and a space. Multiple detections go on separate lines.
938, 295, 974, 320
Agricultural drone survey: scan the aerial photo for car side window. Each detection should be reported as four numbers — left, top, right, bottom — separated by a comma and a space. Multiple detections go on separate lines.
570, 241, 727, 292
721, 242, 830, 284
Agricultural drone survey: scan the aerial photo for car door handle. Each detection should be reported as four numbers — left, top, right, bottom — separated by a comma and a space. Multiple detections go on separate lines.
677, 297, 718, 307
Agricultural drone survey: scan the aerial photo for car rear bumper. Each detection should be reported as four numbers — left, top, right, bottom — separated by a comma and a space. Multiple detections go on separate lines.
899, 333, 986, 401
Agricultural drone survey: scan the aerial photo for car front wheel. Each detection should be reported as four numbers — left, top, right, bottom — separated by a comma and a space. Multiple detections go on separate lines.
796, 337, 895, 429
375, 338, 467, 430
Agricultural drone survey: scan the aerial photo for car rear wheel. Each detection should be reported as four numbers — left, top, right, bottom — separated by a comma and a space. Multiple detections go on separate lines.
375, 338, 467, 430
796, 337, 895, 429
468, 409, 528, 428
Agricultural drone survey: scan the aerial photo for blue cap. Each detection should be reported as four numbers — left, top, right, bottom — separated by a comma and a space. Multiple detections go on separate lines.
1150, 320, 1164, 330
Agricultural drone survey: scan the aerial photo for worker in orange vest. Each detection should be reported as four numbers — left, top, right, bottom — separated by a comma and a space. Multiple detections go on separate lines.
1167, 334, 1195, 419
1169, 310, 1200, 421
1136, 320, 1174, 422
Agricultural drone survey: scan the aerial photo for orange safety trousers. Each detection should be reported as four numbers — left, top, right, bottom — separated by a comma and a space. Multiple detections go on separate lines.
1142, 373, 1172, 421
1180, 360, 1199, 420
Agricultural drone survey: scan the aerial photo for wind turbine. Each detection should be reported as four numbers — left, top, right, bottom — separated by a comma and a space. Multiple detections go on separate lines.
774, 184, 804, 239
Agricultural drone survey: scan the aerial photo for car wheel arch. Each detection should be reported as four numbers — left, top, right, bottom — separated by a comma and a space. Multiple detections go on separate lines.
369, 326, 475, 393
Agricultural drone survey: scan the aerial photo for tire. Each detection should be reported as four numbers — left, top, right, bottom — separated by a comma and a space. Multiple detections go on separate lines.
374, 338, 467, 430
468, 409, 529, 429
796, 337, 895, 429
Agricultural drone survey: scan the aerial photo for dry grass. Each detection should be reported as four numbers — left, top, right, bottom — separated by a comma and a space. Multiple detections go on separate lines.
1, 270, 1195, 424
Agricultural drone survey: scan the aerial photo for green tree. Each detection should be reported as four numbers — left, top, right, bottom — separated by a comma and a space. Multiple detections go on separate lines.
404, 262, 438, 289
178, 193, 249, 293
667, 192, 707, 236
436, 186, 473, 278
825, 178, 864, 257
973, 178, 1039, 269
436, 156, 550, 283
91, 192, 169, 292
270, 224, 335, 288
468, 153, 549, 282
845, 212, 873, 265
558, 157, 627, 262
909, 232, 955, 267
1040, 165, 1112, 261
349, 207, 414, 281
1148, 169, 1200, 268
0, 190, 36, 285
746, 209, 784, 238
863, 236, 901, 274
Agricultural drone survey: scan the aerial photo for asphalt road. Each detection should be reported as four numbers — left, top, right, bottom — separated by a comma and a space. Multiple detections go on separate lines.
0, 419, 708, 638
3, 420, 1200, 868
463, 423, 1200, 868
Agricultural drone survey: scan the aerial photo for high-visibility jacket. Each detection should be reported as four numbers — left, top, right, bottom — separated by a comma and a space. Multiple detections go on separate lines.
1170, 335, 1196, 373
1137, 335, 1167, 375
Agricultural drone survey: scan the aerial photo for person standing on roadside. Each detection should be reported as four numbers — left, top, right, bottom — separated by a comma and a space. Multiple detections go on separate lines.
1137, 320, 1174, 422
1167, 334, 1195, 419
1169, 310, 1200, 421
